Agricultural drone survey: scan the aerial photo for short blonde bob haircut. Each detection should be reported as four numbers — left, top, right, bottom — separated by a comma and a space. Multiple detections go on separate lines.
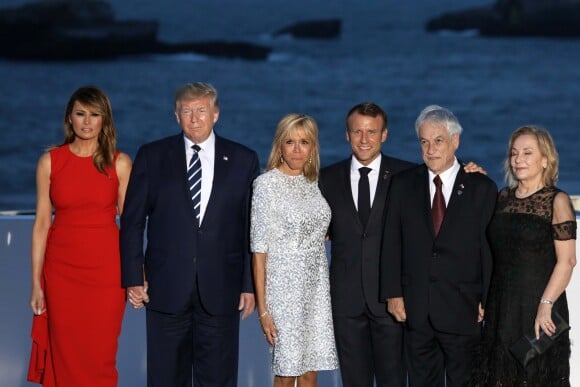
504, 125, 559, 188
265, 113, 320, 182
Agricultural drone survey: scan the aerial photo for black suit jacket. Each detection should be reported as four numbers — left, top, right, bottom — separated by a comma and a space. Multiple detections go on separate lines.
319, 154, 415, 317
120, 133, 259, 315
380, 164, 497, 335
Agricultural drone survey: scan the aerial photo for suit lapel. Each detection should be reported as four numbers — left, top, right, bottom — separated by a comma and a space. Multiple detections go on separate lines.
339, 160, 361, 226
367, 155, 394, 225
443, 168, 467, 224
171, 135, 199, 224
432, 166, 468, 237
343, 155, 397, 231
202, 135, 228, 226
415, 166, 436, 237
373, 156, 395, 206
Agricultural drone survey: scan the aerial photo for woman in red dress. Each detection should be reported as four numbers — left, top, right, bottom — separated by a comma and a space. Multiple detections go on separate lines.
29, 86, 132, 386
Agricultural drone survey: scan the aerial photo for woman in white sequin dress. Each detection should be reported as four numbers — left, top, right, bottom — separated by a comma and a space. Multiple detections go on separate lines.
251, 113, 338, 386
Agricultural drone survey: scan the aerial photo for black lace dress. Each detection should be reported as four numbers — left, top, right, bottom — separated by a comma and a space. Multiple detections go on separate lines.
469, 186, 576, 387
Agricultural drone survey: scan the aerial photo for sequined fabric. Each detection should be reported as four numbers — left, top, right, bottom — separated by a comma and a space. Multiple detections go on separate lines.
251, 168, 338, 376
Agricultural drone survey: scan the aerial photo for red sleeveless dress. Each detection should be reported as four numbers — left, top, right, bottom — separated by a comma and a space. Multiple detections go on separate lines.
42, 145, 125, 386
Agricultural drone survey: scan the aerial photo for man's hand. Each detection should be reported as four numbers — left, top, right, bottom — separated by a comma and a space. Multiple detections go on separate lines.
478, 302, 485, 322
387, 297, 407, 322
463, 161, 487, 175
239, 292, 255, 320
127, 282, 149, 309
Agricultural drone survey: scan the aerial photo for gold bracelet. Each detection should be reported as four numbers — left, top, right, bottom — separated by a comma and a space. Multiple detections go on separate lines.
259, 311, 269, 318
540, 298, 553, 305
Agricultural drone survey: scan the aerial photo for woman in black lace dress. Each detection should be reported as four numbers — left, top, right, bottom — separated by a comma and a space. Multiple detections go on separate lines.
470, 125, 576, 386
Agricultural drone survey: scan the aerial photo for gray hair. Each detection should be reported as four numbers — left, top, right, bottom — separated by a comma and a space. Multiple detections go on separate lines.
415, 105, 463, 137
174, 82, 219, 111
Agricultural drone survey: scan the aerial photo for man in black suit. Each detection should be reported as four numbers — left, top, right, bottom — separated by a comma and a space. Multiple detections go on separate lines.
319, 103, 413, 386
380, 105, 497, 387
120, 82, 259, 386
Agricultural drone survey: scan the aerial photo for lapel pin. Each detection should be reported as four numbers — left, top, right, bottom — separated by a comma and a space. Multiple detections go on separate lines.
457, 184, 464, 195
382, 170, 391, 180
223, 156, 228, 161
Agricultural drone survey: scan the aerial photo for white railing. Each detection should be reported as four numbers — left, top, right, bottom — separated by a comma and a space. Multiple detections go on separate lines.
1, 215, 578, 386
0, 215, 341, 387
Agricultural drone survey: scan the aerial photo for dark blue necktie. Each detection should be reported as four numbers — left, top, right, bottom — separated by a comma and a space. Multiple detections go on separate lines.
188, 145, 202, 224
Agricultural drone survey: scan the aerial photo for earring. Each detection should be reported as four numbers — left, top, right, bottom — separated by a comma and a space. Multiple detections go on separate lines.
543, 164, 547, 169
280, 155, 284, 164
308, 156, 312, 164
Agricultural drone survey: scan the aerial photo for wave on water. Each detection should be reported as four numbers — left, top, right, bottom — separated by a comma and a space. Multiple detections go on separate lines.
436, 29, 480, 37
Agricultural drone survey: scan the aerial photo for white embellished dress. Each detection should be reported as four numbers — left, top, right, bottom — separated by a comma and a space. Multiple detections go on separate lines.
251, 168, 338, 376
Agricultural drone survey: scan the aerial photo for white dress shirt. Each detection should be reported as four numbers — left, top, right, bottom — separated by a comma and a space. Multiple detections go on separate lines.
428, 158, 460, 207
350, 154, 382, 210
184, 132, 215, 224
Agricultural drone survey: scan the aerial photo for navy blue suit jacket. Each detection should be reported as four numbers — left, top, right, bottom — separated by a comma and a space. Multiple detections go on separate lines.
120, 133, 259, 315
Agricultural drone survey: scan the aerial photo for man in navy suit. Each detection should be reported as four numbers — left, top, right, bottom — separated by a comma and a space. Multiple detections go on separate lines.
380, 105, 497, 387
319, 103, 412, 387
120, 82, 259, 386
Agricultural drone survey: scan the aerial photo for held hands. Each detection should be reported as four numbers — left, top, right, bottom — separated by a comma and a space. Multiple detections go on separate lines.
30, 286, 46, 315
259, 311, 278, 346
387, 297, 407, 322
534, 302, 556, 339
127, 281, 149, 309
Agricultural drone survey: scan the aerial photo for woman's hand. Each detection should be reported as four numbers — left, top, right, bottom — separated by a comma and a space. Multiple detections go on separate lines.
534, 303, 556, 339
127, 280, 149, 309
259, 312, 278, 346
30, 285, 46, 315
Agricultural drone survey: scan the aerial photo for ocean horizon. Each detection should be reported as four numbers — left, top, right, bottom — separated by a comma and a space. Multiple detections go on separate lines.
1, 0, 578, 210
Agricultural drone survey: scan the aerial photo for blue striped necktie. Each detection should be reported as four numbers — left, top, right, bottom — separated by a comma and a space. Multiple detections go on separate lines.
188, 144, 202, 224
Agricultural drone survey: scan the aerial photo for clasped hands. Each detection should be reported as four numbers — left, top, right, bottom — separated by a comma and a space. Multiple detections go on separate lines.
127, 284, 256, 320
127, 281, 149, 309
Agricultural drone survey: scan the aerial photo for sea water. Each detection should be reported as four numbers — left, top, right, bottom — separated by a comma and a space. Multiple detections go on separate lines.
1, 0, 579, 210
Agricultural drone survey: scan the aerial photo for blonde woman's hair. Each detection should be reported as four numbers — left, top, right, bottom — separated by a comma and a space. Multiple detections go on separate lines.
265, 113, 320, 182
504, 125, 559, 188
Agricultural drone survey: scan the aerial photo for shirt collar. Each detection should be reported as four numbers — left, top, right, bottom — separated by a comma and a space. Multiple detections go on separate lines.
428, 157, 460, 187
350, 154, 382, 174
184, 131, 215, 152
